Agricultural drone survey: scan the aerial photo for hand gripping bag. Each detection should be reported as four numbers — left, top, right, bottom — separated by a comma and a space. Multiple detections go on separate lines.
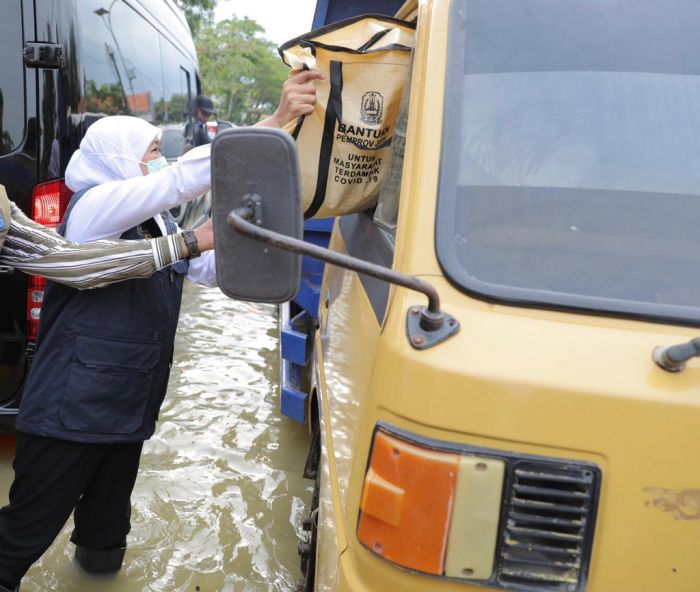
279, 15, 415, 219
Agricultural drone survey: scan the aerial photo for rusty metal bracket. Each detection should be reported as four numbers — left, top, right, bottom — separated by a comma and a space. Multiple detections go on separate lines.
406, 305, 460, 350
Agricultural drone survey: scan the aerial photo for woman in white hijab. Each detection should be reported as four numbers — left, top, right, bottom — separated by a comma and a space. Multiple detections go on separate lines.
0, 68, 323, 592
63, 115, 217, 286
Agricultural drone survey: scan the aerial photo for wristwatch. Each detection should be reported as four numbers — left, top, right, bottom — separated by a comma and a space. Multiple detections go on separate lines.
182, 229, 200, 259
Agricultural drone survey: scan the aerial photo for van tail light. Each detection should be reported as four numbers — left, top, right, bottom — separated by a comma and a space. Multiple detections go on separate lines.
26, 180, 73, 341
32, 180, 72, 228
357, 429, 460, 574
26, 276, 45, 341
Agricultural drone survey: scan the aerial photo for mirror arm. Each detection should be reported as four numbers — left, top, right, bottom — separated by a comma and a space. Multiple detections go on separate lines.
229, 206, 443, 319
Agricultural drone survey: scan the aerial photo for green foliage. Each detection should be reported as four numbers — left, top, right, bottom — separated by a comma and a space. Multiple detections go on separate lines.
155, 94, 189, 124
197, 17, 290, 125
85, 80, 127, 115
173, 0, 216, 38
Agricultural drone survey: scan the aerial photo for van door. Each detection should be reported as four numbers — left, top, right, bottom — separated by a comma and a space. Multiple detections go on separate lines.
0, 0, 35, 417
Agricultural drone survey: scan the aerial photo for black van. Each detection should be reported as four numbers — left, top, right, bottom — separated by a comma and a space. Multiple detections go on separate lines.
0, 0, 201, 429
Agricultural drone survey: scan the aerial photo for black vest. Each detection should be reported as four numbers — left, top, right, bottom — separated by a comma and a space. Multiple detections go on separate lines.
16, 189, 188, 443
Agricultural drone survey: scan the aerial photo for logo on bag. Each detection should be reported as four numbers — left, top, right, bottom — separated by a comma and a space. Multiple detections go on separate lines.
360, 92, 384, 126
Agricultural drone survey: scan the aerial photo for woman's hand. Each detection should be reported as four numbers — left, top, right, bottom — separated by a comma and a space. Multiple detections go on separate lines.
192, 218, 214, 253
258, 69, 325, 129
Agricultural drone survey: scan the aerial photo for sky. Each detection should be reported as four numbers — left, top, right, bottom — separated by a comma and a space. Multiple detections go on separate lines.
214, 0, 318, 46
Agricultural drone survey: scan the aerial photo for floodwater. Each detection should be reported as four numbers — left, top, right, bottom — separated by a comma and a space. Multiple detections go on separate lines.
0, 282, 312, 591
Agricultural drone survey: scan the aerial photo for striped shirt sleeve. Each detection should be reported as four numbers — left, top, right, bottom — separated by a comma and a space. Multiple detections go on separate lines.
0, 201, 188, 289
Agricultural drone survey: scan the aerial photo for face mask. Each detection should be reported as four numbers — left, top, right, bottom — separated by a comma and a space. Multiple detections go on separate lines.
145, 156, 169, 174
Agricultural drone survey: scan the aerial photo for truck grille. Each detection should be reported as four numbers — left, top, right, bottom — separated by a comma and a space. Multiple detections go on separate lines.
497, 461, 599, 592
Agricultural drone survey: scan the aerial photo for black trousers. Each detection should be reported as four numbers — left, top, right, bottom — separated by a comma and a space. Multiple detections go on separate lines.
0, 432, 143, 588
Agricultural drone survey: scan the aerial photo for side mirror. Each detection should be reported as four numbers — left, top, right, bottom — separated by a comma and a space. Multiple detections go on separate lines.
211, 127, 303, 302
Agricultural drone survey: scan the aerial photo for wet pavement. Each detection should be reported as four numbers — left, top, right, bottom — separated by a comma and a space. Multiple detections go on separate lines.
0, 282, 311, 591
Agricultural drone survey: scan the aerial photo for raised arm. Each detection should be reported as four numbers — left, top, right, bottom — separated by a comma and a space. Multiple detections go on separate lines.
65, 143, 212, 242
1, 198, 213, 290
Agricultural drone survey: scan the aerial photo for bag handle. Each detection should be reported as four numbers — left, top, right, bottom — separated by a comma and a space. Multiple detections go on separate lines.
304, 61, 344, 219
278, 14, 416, 58
298, 38, 413, 55
289, 64, 310, 140
282, 37, 413, 57
357, 28, 393, 52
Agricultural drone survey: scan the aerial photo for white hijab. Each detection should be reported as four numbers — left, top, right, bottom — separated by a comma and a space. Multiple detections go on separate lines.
65, 116, 162, 192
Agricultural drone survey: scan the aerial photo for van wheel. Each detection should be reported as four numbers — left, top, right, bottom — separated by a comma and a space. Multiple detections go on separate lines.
298, 418, 320, 591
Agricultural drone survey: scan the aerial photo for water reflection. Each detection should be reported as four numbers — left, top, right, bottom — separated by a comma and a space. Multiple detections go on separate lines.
1, 283, 311, 591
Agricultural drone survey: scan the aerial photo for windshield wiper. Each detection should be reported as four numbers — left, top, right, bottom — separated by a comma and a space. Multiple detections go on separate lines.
653, 338, 700, 372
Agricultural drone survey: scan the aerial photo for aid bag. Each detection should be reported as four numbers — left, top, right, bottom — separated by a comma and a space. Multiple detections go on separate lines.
279, 15, 415, 219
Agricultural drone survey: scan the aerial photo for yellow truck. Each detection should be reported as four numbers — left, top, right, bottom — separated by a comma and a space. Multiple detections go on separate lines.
211, 1, 700, 590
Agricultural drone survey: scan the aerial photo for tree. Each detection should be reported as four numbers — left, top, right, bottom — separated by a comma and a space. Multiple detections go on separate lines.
85, 80, 127, 115
197, 17, 290, 125
173, 0, 216, 38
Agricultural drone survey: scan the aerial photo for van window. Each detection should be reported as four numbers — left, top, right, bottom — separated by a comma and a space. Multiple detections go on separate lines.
373, 53, 414, 238
139, 1, 191, 53
82, 0, 195, 130
109, 2, 163, 123
82, 0, 163, 123
436, 0, 700, 326
180, 68, 194, 139
0, 1, 25, 155
83, 0, 132, 115
160, 126, 185, 159
160, 49, 190, 125
373, 90, 408, 239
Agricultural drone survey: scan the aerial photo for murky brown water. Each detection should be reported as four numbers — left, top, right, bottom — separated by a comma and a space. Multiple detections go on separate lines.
0, 282, 312, 591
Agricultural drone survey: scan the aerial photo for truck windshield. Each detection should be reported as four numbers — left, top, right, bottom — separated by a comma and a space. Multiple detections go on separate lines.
436, 0, 700, 325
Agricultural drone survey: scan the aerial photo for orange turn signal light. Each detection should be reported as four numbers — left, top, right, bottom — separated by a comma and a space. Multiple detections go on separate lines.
357, 430, 460, 574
